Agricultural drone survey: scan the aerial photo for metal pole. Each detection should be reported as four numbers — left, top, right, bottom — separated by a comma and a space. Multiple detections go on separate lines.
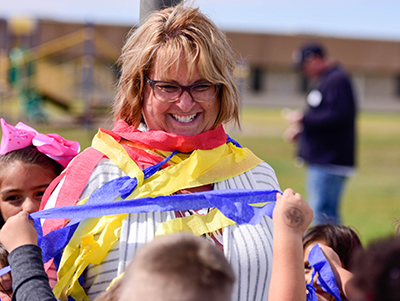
139, 0, 183, 25
81, 22, 95, 129
0, 19, 8, 119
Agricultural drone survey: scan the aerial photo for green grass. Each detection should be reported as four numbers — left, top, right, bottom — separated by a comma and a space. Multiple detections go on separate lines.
7, 106, 400, 246
230, 107, 400, 245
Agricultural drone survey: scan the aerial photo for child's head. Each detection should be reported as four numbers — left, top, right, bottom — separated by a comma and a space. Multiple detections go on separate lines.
118, 232, 235, 301
303, 224, 362, 301
350, 236, 400, 301
0, 119, 79, 227
0, 242, 12, 301
303, 223, 362, 270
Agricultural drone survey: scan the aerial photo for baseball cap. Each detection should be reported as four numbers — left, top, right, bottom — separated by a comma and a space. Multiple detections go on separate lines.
292, 42, 325, 70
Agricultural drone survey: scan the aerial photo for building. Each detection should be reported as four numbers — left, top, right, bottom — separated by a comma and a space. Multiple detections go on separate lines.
0, 17, 399, 124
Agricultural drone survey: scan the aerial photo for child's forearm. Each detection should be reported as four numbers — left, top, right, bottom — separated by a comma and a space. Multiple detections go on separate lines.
268, 189, 313, 301
330, 263, 359, 300
268, 230, 306, 301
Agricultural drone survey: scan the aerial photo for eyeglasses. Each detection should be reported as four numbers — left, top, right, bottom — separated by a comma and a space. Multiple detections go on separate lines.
145, 76, 221, 102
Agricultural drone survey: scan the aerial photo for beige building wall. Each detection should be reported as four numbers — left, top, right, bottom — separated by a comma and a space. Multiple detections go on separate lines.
2, 19, 400, 112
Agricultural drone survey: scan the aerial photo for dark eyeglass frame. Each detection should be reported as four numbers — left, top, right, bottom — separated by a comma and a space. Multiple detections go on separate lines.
145, 76, 221, 103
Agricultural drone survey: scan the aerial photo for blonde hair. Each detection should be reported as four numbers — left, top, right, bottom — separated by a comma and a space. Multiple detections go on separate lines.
113, 3, 241, 129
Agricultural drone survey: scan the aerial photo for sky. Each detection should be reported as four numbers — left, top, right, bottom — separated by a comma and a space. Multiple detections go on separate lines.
1, 0, 400, 41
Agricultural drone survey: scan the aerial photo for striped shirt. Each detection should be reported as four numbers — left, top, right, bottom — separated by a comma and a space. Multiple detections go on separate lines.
45, 159, 280, 300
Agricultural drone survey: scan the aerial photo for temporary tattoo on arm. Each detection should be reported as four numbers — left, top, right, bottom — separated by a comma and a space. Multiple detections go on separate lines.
284, 207, 305, 228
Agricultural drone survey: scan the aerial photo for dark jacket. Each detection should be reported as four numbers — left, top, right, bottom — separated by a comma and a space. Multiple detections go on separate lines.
299, 65, 356, 167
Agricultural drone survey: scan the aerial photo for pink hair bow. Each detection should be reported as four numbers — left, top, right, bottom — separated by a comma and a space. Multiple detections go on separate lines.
0, 118, 80, 168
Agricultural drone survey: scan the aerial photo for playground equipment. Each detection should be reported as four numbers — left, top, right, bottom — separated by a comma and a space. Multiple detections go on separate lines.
0, 16, 121, 126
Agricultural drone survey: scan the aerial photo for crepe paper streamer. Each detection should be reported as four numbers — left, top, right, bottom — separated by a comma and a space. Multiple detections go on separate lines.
31, 189, 278, 224
0, 118, 80, 167
34, 150, 179, 264
38, 126, 265, 300
226, 134, 242, 148
32, 188, 278, 301
53, 214, 127, 301
39, 138, 260, 296
0, 265, 11, 277
110, 120, 228, 153
155, 207, 237, 237
31, 189, 277, 266
308, 243, 342, 301
91, 129, 144, 181
306, 284, 318, 301
119, 150, 178, 198
90, 130, 264, 202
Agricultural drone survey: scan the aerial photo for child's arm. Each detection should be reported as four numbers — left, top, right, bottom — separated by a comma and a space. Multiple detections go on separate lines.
268, 188, 314, 301
0, 211, 57, 301
318, 244, 362, 300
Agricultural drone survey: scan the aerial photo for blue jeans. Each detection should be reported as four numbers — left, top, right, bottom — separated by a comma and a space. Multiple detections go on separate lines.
306, 165, 348, 225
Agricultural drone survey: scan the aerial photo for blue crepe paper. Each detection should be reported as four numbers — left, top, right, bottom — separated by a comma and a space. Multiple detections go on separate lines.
30, 188, 278, 272
12, 136, 277, 288
306, 283, 318, 301
0, 265, 10, 277
308, 243, 342, 301
31, 189, 278, 223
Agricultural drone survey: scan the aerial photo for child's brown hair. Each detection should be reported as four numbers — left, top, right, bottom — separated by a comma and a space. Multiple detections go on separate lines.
303, 223, 362, 270
351, 236, 400, 301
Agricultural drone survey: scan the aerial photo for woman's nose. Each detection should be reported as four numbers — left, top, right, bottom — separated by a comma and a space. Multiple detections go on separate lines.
22, 198, 40, 214
175, 91, 196, 112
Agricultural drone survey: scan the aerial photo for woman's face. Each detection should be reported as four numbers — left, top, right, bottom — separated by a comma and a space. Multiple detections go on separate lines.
142, 55, 220, 136
0, 161, 57, 222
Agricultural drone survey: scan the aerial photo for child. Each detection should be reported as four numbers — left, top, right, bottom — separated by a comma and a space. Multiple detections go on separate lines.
0, 118, 80, 227
0, 118, 80, 298
303, 224, 363, 301
118, 232, 235, 301
350, 235, 400, 301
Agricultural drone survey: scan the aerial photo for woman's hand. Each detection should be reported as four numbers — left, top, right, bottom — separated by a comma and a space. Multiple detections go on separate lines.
0, 211, 37, 253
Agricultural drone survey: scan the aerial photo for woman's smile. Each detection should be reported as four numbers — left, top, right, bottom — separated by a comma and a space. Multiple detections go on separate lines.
170, 113, 199, 123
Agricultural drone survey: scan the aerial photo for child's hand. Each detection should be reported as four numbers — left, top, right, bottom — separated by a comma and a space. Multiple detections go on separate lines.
318, 244, 358, 299
318, 244, 342, 268
273, 188, 313, 237
0, 211, 37, 253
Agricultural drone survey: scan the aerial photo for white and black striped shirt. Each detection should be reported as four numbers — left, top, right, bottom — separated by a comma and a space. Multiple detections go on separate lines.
45, 159, 280, 300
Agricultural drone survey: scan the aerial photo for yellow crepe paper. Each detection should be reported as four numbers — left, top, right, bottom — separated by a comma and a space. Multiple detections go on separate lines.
54, 130, 262, 300
155, 208, 236, 237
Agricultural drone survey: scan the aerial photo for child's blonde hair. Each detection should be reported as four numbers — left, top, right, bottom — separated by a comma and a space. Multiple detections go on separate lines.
118, 233, 235, 301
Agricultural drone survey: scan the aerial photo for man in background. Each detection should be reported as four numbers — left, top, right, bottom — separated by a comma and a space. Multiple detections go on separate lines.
284, 42, 357, 224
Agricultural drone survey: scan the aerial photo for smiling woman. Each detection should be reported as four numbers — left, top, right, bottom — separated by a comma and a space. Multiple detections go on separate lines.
37, 4, 312, 301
